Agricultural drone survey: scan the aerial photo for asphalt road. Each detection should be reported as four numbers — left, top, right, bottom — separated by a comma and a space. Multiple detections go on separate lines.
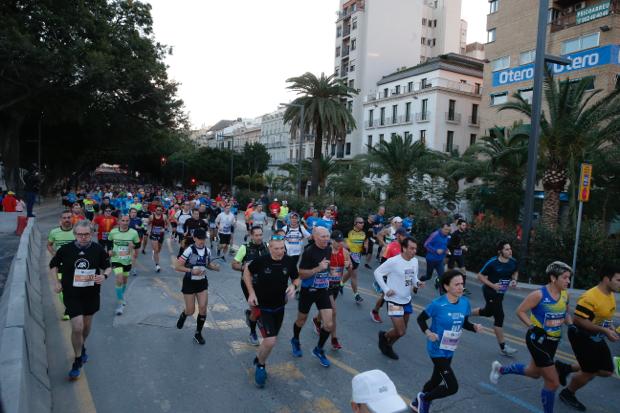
37, 210, 619, 413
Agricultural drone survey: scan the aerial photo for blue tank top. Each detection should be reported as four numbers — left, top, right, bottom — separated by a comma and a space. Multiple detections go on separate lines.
530, 286, 568, 339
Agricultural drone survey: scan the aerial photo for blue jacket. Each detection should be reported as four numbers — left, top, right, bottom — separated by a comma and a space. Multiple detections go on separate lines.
424, 229, 450, 262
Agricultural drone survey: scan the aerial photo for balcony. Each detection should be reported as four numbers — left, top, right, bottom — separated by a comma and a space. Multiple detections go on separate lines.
468, 116, 480, 127
368, 78, 482, 104
550, 1, 619, 33
416, 112, 431, 122
445, 112, 462, 124
343, 26, 351, 37
443, 144, 460, 153
365, 120, 375, 129
336, 0, 365, 20
342, 46, 350, 57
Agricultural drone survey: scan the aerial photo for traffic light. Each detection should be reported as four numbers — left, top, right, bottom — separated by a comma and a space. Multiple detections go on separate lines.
191, 178, 196, 185
160, 156, 166, 166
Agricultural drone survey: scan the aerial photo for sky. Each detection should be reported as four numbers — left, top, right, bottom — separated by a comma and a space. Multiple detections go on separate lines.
147, 0, 489, 129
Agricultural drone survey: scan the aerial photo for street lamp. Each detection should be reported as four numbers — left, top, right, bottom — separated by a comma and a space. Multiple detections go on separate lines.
280, 102, 305, 197
519, 0, 572, 276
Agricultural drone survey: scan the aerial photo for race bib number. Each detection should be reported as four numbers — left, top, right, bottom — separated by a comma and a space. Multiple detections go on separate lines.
118, 246, 130, 257
73, 269, 96, 287
209, 222, 216, 229
329, 266, 344, 282
453, 248, 462, 256
191, 266, 207, 281
102, 232, 109, 240
350, 252, 361, 264
222, 225, 231, 233
312, 271, 330, 289
405, 276, 414, 287
152, 226, 162, 235
439, 330, 462, 351
543, 312, 565, 333
498, 279, 511, 293
387, 303, 404, 317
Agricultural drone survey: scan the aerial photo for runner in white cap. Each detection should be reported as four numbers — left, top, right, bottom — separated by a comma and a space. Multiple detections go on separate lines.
351, 369, 408, 413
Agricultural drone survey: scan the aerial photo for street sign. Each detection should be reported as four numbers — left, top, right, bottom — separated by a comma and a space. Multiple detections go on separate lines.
578, 163, 593, 202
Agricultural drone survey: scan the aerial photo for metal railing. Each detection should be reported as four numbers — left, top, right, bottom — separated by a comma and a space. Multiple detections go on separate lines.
550, 1, 619, 33
416, 112, 431, 122
342, 46, 350, 57
445, 112, 462, 123
468, 116, 480, 126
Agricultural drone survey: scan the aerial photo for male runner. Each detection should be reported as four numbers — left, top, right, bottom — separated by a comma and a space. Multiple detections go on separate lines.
92, 207, 117, 252
343, 216, 366, 304
174, 201, 193, 243
70, 203, 86, 225
128, 208, 146, 275
215, 204, 236, 259
47, 210, 76, 320
207, 201, 221, 248
447, 219, 468, 271
281, 212, 311, 262
250, 204, 267, 230
422, 223, 451, 288
148, 205, 168, 272
108, 215, 141, 316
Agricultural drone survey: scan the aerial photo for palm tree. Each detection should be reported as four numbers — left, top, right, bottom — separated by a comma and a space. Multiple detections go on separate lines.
499, 74, 620, 229
301, 156, 338, 193
283, 72, 357, 196
366, 133, 440, 198
326, 155, 372, 198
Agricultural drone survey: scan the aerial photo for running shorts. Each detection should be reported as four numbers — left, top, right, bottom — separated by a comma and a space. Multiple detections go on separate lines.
525, 328, 559, 368
252, 306, 285, 338
385, 300, 413, 317
218, 233, 231, 245
112, 263, 132, 275
64, 294, 100, 319
568, 326, 613, 373
181, 277, 208, 295
298, 287, 332, 314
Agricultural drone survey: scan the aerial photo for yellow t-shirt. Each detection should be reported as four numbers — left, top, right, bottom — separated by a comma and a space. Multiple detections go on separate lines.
574, 286, 616, 341
346, 229, 366, 254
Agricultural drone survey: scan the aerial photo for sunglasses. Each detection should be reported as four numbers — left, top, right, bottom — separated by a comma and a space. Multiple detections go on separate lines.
355, 221, 364, 224
271, 235, 285, 240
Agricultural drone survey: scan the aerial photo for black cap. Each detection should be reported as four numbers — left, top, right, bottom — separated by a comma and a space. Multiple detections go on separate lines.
193, 228, 207, 239
331, 230, 344, 242
395, 228, 408, 236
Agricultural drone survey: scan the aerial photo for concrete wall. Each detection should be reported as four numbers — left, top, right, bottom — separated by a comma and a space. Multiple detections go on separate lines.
0, 219, 51, 413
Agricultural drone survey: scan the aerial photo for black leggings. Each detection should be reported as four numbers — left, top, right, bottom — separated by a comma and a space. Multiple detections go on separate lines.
423, 357, 459, 402
478, 289, 505, 327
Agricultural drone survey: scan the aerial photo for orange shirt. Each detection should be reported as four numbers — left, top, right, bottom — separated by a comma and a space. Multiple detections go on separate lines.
93, 215, 117, 240
71, 214, 86, 226
383, 240, 401, 259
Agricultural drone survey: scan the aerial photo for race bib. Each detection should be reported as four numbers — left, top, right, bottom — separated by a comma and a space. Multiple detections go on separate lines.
453, 248, 462, 256
152, 226, 162, 235
543, 312, 565, 333
102, 232, 109, 240
498, 279, 511, 293
329, 266, 344, 282
312, 271, 330, 289
439, 330, 462, 351
405, 276, 414, 287
221, 224, 231, 233
191, 266, 207, 281
73, 269, 96, 287
118, 246, 130, 257
350, 252, 361, 264
209, 222, 217, 229
387, 302, 404, 316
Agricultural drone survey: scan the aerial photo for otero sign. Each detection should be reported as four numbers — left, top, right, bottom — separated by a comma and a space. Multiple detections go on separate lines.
492, 44, 620, 87
576, 1, 610, 25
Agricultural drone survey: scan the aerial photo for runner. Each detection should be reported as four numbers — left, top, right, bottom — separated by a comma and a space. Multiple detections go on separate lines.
343, 216, 366, 304
276, 200, 289, 230
174, 228, 220, 345
559, 264, 620, 411
268, 198, 281, 230
179, 208, 208, 257
83, 194, 97, 221
108, 215, 141, 316
174, 201, 193, 244
92, 207, 117, 252
244, 236, 299, 388
250, 204, 267, 230
376, 216, 403, 259
447, 219, 468, 271
207, 201, 221, 249
489, 261, 575, 413
281, 212, 311, 262
148, 205, 168, 273
70, 203, 86, 225
47, 210, 76, 321
371, 206, 386, 261
128, 208, 146, 275
232, 225, 269, 346
422, 223, 451, 290
374, 237, 424, 360
290, 227, 333, 367
412, 269, 481, 412
138, 205, 150, 254
312, 230, 351, 350
243, 202, 255, 241
49, 220, 111, 380
471, 241, 519, 356
363, 214, 376, 270
215, 204, 236, 259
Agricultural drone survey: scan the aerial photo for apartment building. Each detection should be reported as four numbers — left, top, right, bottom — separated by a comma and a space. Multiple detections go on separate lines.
481, 0, 620, 132
362, 53, 483, 155
260, 109, 294, 167
334, 0, 467, 158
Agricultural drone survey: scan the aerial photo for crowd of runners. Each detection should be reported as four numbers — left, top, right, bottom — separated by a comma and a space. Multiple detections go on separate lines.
46, 184, 620, 413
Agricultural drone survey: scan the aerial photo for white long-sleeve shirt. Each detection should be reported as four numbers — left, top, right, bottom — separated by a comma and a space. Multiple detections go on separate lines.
373, 254, 419, 305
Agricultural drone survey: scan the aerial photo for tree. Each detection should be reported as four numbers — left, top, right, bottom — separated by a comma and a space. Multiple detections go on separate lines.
326, 156, 371, 198
302, 156, 338, 194
498, 73, 620, 229
283, 72, 357, 196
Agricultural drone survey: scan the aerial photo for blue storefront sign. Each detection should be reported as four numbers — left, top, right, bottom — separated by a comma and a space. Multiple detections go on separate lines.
492, 44, 620, 87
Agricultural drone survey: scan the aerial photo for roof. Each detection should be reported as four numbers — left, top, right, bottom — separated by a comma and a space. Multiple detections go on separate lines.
377, 53, 484, 86
208, 119, 235, 132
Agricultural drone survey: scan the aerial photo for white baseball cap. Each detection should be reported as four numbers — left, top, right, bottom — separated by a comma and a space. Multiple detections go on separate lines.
392, 216, 403, 223
351, 370, 407, 413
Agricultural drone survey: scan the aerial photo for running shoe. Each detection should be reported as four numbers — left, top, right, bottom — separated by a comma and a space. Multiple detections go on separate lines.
312, 317, 321, 335
364, 263, 372, 270
141, 249, 146, 255
68, 360, 82, 380
176, 312, 187, 329
555, 360, 572, 386
354, 293, 364, 304
312, 347, 330, 367
500, 344, 517, 357
383, 345, 399, 360
559, 388, 586, 411
415, 392, 431, 413
80, 346, 88, 364
115, 304, 124, 316
290, 338, 303, 357
489, 360, 502, 384
254, 363, 267, 388
194, 332, 206, 345
413, 286, 419, 295
248, 332, 259, 346
155, 264, 161, 273
370, 310, 382, 323
378, 330, 388, 354
331, 337, 342, 350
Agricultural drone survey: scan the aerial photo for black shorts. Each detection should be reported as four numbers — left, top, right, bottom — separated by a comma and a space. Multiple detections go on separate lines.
64, 294, 100, 319
298, 287, 332, 314
447, 255, 465, 269
218, 233, 231, 245
328, 285, 340, 301
181, 277, 208, 294
568, 327, 613, 373
526, 329, 559, 368
478, 289, 505, 327
149, 232, 164, 242
112, 262, 132, 274
350, 252, 362, 269
252, 307, 285, 338
365, 238, 374, 255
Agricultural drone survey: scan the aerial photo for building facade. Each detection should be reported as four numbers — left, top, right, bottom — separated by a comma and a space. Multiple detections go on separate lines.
260, 109, 292, 166
481, 0, 620, 132
334, 0, 467, 158
363, 53, 484, 154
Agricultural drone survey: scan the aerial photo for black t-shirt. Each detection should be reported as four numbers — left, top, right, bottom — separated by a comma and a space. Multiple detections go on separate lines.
208, 206, 221, 223
49, 242, 110, 297
184, 218, 207, 236
248, 255, 299, 308
299, 243, 331, 288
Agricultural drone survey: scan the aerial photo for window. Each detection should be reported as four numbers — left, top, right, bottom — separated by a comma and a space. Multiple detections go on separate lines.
489, 0, 499, 13
337, 26, 342, 37
383, 88, 389, 98
432, 38, 436, 46
490, 92, 508, 106
471, 103, 479, 124
380, 107, 385, 125
519, 88, 533, 104
351, 38, 357, 50
433, 20, 437, 27
470, 134, 477, 146
448, 99, 456, 120
368, 109, 374, 127
345, 142, 351, 155
421, 98, 428, 118
336, 47, 341, 57
347, 100, 353, 112
352, 19, 357, 30
422, 18, 427, 25
404, 131, 411, 139
427, 39, 432, 46
349, 80, 355, 89
408, 81, 413, 92
335, 67, 339, 76
405, 102, 412, 122
379, 134, 385, 142
548, 8, 560, 23
367, 135, 373, 148
421, 78, 429, 89
487, 28, 496, 43
520, 49, 536, 65
394, 85, 400, 95
331, 144, 336, 156
475, 83, 482, 94
569, 76, 595, 91
491, 56, 510, 72
562, 32, 599, 54
392, 105, 398, 123
391, 132, 397, 140
446, 131, 454, 152
420, 130, 426, 145
421, 37, 427, 45
350, 64, 355, 72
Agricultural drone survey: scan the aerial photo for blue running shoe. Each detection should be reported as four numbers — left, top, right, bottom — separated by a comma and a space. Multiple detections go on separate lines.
415, 392, 431, 413
255, 364, 267, 388
312, 347, 330, 367
80, 346, 88, 364
291, 338, 303, 357
68, 360, 81, 380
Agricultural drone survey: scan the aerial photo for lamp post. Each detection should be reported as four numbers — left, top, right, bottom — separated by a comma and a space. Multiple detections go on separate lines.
280, 102, 305, 197
519, 0, 572, 276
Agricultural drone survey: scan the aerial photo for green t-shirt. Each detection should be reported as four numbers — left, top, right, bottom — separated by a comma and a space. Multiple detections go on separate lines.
129, 202, 142, 212
108, 228, 141, 265
48, 227, 76, 251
